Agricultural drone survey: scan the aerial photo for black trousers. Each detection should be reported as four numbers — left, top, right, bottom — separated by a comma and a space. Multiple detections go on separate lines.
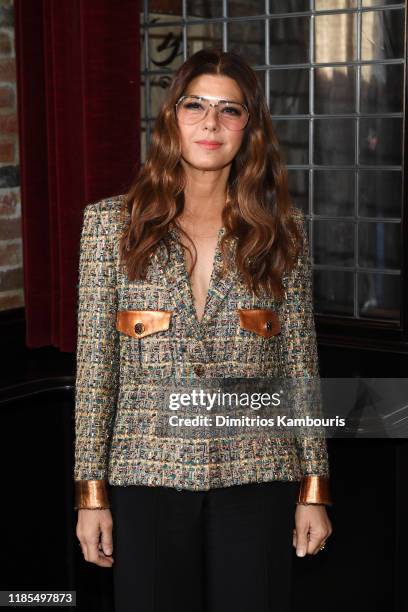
110, 481, 299, 612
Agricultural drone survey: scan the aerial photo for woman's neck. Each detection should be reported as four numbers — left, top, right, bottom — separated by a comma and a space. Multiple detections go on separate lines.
181, 165, 229, 223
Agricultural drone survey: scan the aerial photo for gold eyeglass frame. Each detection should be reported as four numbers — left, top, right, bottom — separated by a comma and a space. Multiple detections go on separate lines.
175, 94, 250, 130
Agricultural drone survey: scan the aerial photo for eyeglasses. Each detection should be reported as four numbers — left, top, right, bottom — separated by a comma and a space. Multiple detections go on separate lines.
175, 94, 249, 131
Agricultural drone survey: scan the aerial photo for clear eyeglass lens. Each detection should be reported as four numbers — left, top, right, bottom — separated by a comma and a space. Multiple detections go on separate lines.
177, 96, 248, 130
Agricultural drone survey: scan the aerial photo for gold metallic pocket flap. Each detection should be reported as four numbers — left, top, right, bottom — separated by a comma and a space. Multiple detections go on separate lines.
237, 308, 281, 338
116, 310, 173, 339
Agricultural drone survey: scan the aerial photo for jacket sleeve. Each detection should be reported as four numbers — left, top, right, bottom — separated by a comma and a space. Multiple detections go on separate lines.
73, 202, 119, 510
280, 209, 332, 506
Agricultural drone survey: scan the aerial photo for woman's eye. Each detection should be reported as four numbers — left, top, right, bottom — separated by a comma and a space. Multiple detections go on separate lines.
222, 107, 241, 116
184, 102, 203, 110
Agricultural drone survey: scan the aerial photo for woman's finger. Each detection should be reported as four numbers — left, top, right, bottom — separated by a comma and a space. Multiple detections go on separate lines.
307, 523, 330, 555
295, 523, 309, 557
100, 524, 114, 557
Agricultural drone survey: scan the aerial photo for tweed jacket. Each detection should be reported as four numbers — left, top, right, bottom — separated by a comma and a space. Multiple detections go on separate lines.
73, 194, 332, 509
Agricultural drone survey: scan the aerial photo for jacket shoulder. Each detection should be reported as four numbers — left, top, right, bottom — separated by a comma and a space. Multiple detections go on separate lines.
281, 206, 309, 290
83, 193, 129, 234
289, 205, 305, 229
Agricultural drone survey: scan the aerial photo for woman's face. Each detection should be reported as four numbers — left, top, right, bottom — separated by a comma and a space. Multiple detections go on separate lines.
176, 74, 247, 172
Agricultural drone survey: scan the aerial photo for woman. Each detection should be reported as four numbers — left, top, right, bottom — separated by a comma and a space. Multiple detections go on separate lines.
74, 48, 333, 612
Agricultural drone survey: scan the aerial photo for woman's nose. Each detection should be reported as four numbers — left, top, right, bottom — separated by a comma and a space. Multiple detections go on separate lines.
203, 105, 220, 128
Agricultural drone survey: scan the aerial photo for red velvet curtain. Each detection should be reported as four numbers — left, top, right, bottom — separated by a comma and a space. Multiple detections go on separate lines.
14, 0, 141, 351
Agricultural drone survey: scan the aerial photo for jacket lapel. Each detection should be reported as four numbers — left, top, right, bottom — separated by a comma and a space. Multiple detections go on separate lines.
154, 227, 240, 342
198, 229, 240, 329
156, 231, 200, 341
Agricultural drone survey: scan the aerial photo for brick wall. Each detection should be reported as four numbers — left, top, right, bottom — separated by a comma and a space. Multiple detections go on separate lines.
0, 0, 23, 311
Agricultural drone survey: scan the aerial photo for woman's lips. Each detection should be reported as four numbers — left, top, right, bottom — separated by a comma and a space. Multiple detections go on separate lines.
195, 141, 222, 150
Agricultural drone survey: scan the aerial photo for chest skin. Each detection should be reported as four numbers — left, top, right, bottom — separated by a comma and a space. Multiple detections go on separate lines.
179, 229, 222, 324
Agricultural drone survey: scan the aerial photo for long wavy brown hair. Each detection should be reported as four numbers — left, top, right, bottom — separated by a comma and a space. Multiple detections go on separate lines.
119, 48, 303, 299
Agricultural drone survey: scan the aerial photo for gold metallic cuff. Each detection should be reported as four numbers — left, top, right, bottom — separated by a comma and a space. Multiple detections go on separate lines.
74, 480, 110, 510
297, 475, 332, 506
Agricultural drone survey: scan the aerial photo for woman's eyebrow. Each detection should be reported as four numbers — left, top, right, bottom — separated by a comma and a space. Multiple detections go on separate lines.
187, 93, 243, 104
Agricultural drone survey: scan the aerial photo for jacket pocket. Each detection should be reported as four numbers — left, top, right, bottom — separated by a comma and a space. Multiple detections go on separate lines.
116, 309, 174, 377
235, 308, 281, 377
116, 309, 172, 338
237, 308, 280, 338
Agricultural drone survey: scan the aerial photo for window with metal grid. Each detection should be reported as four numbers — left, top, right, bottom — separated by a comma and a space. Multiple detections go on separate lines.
140, 0, 406, 332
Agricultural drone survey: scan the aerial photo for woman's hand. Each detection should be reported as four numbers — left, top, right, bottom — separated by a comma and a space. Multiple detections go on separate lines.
76, 509, 114, 567
293, 504, 332, 557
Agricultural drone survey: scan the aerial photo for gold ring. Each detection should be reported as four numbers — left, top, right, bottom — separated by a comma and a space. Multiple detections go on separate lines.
318, 541, 326, 551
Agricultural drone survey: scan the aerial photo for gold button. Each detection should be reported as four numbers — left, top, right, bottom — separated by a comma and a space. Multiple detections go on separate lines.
265, 321, 272, 331
193, 364, 205, 376
134, 322, 145, 335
